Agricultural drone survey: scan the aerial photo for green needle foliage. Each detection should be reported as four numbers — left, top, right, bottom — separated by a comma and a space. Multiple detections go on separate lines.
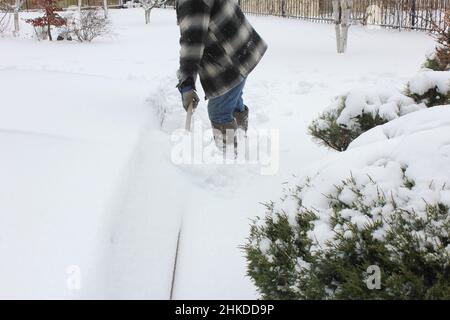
243, 173, 450, 300
308, 96, 389, 152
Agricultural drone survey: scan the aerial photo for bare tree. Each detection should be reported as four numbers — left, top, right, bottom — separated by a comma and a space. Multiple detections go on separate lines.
139, 0, 167, 24
103, 0, 108, 18
13, 0, 26, 35
0, 0, 12, 35
332, 0, 353, 53
66, 8, 111, 42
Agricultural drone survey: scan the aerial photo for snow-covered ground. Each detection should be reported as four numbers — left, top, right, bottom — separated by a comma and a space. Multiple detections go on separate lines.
0, 8, 435, 299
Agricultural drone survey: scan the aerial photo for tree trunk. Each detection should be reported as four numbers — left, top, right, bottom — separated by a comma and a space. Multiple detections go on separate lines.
13, 10, 19, 35
47, 21, 52, 41
335, 24, 341, 53
332, 0, 341, 53
103, 0, 108, 18
340, 0, 352, 53
333, 0, 352, 54
13, 0, 20, 36
145, 9, 151, 24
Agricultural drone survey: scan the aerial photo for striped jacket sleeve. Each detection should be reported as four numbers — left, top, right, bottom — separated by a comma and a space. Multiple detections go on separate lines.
177, 0, 212, 87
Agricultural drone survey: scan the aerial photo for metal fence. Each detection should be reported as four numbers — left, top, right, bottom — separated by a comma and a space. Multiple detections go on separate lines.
19, 0, 121, 10
7, 0, 448, 31
10, 0, 179, 10
238, 0, 449, 31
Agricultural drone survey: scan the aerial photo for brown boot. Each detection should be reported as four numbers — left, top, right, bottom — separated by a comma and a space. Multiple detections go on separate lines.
233, 105, 249, 132
211, 119, 238, 156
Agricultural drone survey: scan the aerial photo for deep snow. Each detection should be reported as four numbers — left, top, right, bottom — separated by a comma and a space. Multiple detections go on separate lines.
0, 8, 436, 299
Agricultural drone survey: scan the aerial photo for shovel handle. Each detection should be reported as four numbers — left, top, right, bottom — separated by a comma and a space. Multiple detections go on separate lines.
185, 101, 194, 132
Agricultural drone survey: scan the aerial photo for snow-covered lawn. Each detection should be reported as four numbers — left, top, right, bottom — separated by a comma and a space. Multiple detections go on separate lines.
0, 8, 435, 299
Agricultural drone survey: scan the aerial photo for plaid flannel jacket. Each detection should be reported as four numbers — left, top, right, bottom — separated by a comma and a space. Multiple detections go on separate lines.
176, 0, 268, 99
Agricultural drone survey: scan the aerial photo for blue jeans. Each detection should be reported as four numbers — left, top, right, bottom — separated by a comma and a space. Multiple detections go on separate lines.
208, 77, 246, 124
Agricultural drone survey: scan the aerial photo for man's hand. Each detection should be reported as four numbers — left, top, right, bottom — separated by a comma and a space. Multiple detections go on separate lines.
180, 86, 200, 112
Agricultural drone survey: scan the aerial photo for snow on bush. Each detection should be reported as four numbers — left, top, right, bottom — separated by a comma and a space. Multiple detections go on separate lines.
423, 52, 448, 72
245, 106, 450, 299
406, 70, 450, 107
308, 87, 426, 151
309, 70, 449, 152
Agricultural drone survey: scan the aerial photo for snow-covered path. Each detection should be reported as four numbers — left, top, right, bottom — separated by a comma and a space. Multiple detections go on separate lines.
0, 8, 434, 299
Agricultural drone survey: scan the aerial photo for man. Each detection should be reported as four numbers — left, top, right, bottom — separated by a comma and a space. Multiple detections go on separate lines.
176, 0, 267, 153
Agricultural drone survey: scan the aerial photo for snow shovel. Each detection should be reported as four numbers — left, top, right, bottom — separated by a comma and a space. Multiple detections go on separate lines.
185, 101, 194, 132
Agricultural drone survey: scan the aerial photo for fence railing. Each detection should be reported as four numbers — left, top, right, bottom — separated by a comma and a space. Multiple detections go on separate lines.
238, 0, 449, 31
